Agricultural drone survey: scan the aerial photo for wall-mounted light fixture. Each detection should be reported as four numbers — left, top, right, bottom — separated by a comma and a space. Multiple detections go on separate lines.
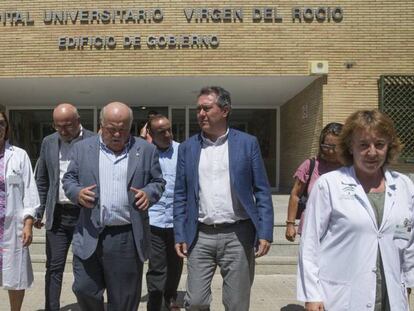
308, 61, 329, 75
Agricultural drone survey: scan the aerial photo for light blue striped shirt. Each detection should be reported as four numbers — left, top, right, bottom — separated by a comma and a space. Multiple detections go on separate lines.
149, 140, 179, 228
99, 136, 131, 226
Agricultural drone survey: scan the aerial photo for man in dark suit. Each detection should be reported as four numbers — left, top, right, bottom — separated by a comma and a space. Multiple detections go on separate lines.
174, 86, 274, 311
34, 103, 95, 311
63, 102, 165, 311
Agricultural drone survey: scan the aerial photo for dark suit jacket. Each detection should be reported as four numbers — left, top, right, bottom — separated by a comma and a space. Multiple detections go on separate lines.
173, 128, 274, 250
62, 136, 165, 262
35, 129, 95, 230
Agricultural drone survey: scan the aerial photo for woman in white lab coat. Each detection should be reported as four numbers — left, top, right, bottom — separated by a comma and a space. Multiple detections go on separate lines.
298, 110, 414, 311
0, 112, 40, 311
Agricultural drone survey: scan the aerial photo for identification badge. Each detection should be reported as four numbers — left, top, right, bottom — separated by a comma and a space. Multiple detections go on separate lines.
394, 218, 412, 241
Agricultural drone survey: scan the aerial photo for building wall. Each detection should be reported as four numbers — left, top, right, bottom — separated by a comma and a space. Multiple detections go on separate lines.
1, 1, 412, 78
1, 0, 413, 185
279, 78, 324, 191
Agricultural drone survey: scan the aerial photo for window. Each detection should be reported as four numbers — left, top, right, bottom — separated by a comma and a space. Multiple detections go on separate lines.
9, 109, 94, 165
379, 75, 414, 163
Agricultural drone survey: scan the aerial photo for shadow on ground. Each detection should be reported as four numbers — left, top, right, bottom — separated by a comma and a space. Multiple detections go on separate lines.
36, 304, 85, 311
61, 304, 82, 311
44, 290, 187, 311
281, 304, 305, 311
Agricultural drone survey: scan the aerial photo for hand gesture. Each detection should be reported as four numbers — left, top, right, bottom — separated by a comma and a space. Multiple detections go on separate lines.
78, 184, 97, 208
130, 187, 149, 210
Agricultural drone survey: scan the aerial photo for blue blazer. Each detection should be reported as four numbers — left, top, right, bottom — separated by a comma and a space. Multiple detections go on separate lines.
62, 136, 165, 262
173, 128, 274, 249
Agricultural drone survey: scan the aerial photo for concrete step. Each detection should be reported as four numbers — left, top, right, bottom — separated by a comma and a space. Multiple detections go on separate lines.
30, 254, 73, 274
255, 256, 298, 275
30, 253, 298, 275
33, 223, 292, 240
30, 195, 297, 274
30, 236, 74, 254
269, 240, 299, 257
273, 222, 300, 240
34, 224, 293, 240
30, 230, 300, 257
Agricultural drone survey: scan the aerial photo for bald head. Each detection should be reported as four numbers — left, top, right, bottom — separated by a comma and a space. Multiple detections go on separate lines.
100, 102, 133, 154
53, 103, 81, 142
53, 103, 79, 120
100, 102, 133, 127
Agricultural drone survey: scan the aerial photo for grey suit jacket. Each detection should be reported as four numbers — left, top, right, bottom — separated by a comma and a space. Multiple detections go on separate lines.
35, 129, 95, 230
62, 136, 165, 262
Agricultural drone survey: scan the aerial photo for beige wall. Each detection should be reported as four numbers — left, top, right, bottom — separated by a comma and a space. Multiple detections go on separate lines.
279, 78, 324, 191
1, 1, 412, 79
1, 0, 413, 186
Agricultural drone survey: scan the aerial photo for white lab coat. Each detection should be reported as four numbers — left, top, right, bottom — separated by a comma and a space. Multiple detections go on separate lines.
297, 166, 414, 311
1, 142, 40, 290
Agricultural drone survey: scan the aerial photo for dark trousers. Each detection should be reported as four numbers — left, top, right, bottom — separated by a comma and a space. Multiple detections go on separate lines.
146, 226, 183, 311
45, 222, 75, 311
72, 224, 144, 311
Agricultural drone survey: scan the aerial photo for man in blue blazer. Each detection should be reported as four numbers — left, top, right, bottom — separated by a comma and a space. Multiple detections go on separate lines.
63, 102, 165, 311
173, 86, 274, 311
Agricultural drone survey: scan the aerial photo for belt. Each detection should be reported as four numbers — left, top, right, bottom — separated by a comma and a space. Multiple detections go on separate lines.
198, 219, 251, 229
56, 203, 76, 209
103, 224, 132, 232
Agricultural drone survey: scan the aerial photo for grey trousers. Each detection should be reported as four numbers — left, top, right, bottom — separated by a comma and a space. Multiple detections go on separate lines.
185, 220, 255, 311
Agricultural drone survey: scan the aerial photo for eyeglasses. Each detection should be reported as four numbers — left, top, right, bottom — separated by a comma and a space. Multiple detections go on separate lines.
53, 123, 76, 131
320, 143, 336, 151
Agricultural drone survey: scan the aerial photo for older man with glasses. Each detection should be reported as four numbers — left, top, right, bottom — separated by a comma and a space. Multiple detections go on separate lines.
34, 103, 95, 311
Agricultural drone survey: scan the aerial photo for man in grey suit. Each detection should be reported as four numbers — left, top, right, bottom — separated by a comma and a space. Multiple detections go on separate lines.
63, 102, 165, 311
34, 103, 95, 311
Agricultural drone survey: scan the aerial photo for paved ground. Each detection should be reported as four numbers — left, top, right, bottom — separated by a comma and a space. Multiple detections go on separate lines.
0, 272, 305, 311
2, 272, 413, 310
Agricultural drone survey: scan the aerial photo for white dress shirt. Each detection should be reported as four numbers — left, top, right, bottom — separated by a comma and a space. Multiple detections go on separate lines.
58, 128, 83, 204
198, 129, 249, 225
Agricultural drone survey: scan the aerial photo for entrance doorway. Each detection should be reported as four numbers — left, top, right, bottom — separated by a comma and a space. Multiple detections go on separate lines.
2, 75, 318, 190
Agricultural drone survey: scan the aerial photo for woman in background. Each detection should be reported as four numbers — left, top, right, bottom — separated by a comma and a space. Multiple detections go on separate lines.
0, 111, 40, 311
285, 122, 343, 241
